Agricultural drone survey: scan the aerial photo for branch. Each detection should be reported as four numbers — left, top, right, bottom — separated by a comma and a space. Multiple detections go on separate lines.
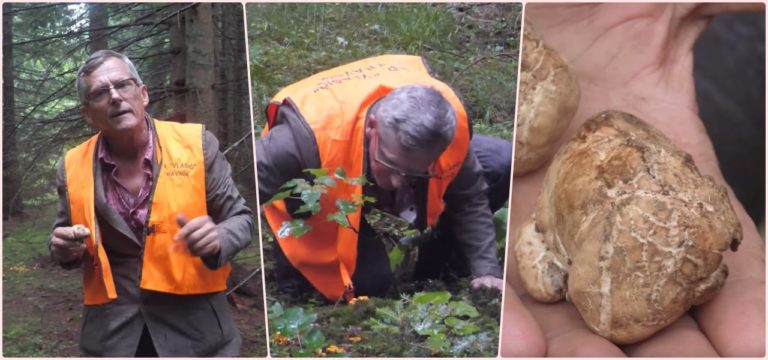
12, 22, 155, 47
223, 131, 252, 155
450, 56, 489, 87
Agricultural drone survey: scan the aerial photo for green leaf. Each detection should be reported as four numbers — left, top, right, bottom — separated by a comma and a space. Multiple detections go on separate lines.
388, 245, 404, 272
363, 195, 376, 204
276, 219, 311, 238
374, 307, 401, 325
363, 318, 399, 335
335, 199, 357, 215
449, 301, 480, 318
314, 175, 337, 187
296, 202, 321, 215
445, 316, 480, 335
343, 175, 368, 186
283, 306, 317, 334
266, 190, 292, 204
413, 318, 445, 336
269, 301, 284, 317
412, 291, 451, 305
302, 329, 326, 352
300, 189, 322, 205
493, 206, 509, 245
304, 168, 328, 177
425, 333, 450, 354
280, 178, 307, 190
333, 167, 347, 179
402, 229, 419, 238
291, 180, 312, 194
327, 212, 350, 228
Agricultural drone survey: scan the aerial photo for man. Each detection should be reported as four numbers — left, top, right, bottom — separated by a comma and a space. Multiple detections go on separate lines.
257, 55, 509, 302
49, 50, 254, 356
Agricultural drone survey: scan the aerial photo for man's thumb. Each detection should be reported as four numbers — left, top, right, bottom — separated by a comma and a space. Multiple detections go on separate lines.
176, 214, 188, 228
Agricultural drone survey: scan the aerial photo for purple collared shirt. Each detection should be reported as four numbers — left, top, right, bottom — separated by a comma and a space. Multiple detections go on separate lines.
97, 128, 154, 239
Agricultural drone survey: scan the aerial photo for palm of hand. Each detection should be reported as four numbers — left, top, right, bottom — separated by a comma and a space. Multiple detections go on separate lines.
503, 4, 765, 357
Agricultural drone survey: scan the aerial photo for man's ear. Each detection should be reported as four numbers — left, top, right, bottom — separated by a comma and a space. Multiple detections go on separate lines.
365, 114, 377, 137
139, 84, 149, 107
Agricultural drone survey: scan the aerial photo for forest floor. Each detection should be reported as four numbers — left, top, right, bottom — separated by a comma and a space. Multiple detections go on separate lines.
2, 205, 266, 357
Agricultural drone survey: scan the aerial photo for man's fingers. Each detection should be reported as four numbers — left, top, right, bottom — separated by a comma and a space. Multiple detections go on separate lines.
500, 285, 546, 356
50, 235, 86, 263
181, 218, 216, 245
621, 315, 718, 356
523, 296, 625, 356
51, 236, 86, 250
694, 277, 766, 356
52, 226, 89, 242
188, 231, 215, 255
173, 215, 209, 241
189, 233, 220, 257
471, 276, 503, 291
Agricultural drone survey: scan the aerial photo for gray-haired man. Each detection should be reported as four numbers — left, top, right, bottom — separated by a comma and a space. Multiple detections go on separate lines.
257, 55, 509, 302
49, 50, 254, 356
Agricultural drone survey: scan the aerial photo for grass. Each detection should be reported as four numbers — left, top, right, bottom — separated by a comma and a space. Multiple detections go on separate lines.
3, 206, 82, 357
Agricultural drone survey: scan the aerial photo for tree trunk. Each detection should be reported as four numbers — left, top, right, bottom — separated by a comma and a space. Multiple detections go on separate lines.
184, 3, 216, 133
87, 3, 108, 54
169, 9, 187, 123
3, 3, 23, 219
215, 4, 232, 145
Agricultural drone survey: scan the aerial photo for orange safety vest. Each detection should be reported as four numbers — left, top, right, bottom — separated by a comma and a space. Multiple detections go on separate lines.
65, 119, 231, 305
262, 55, 470, 301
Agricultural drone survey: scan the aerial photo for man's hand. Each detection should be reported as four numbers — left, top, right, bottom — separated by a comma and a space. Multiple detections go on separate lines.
174, 214, 222, 258
503, 3, 765, 357
50, 225, 89, 264
470, 275, 503, 291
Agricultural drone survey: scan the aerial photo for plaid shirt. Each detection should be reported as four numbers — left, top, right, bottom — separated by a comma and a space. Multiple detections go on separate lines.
97, 126, 154, 239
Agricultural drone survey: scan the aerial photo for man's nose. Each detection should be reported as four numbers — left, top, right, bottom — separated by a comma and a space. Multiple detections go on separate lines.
107, 86, 124, 103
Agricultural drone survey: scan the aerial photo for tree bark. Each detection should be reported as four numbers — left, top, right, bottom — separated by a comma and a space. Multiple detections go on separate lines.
87, 3, 108, 54
3, 3, 23, 219
169, 9, 187, 122
184, 3, 216, 133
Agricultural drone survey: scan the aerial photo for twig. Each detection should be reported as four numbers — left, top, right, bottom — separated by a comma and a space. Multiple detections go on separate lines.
223, 131, 252, 155
226, 266, 261, 296
450, 56, 489, 87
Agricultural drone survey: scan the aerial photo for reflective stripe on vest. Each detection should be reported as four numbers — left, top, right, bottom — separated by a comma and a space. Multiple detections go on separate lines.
262, 55, 470, 301
65, 119, 230, 305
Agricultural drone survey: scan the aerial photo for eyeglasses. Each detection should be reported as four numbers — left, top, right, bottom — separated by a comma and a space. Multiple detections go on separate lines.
374, 132, 435, 179
85, 78, 139, 104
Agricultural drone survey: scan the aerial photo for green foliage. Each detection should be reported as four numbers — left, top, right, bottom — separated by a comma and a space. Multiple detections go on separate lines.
268, 302, 334, 357
493, 206, 509, 255
266, 168, 374, 239
268, 286, 500, 357
361, 291, 497, 357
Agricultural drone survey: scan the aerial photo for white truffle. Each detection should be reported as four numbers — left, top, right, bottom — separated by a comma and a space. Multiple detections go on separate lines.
514, 21, 580, 175
515, 110, 742, 344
